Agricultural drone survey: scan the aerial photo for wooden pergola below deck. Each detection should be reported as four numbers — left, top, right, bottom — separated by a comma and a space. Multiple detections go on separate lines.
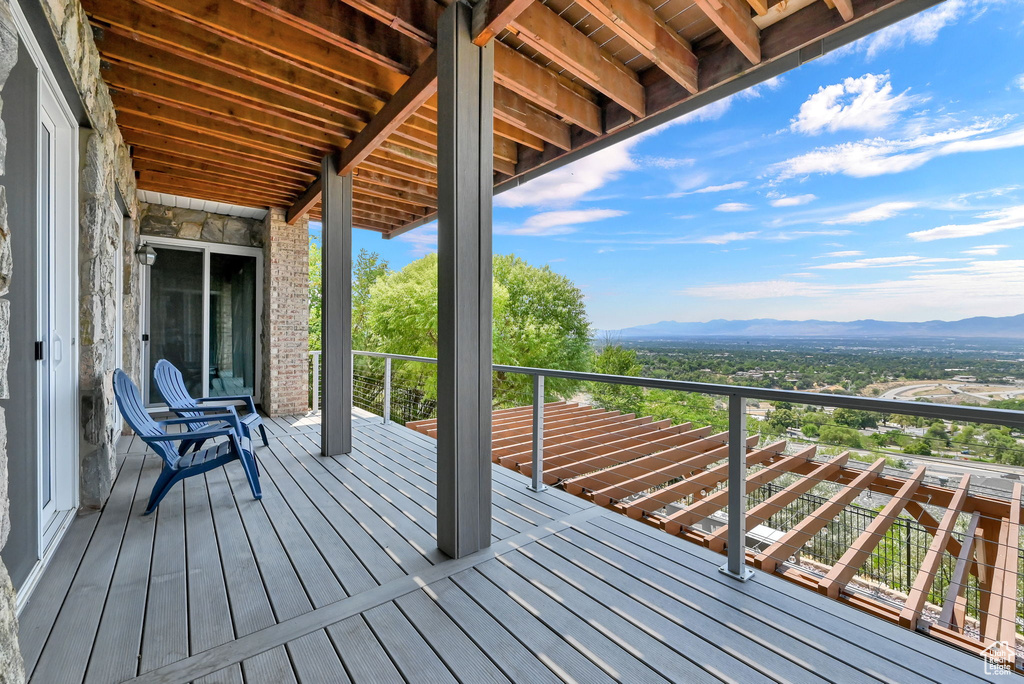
18, 413, 996, 683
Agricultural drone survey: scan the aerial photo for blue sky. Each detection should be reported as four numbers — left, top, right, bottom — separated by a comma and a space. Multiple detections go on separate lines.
325, 0, 1024, 331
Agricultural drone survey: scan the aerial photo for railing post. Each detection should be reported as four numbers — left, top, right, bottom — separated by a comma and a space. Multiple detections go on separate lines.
528, 374, 547, 492
383, 356, 392, 425
721, 393, 754, 581
312, 352, 320, 412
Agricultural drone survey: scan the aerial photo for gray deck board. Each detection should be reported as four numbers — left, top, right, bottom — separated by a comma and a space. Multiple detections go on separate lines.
21, 415, 994, 684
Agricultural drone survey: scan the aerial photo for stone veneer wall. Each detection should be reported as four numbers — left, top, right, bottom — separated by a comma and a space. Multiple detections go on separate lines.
138, 202, 265, 247
0, 4, 22, 681
0, 0, 139, 674
262, 208, 310, 416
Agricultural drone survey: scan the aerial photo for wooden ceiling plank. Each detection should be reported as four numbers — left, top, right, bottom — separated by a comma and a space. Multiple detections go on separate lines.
108, 79, 342, 151
494, 118, 544, 151
138, 176, 284, 207
363, 154, 438, 186
472, 0, 534, 46
131, 0, 405, 95
138, 169, 295, 202
339, 0, 440, 46
233, 0, 430, 73
128, 139, 315, 184
818, 466, 927, 600
572, 0, 698, 93
693, 0, 761, 64
86, 1, 381, 121
493, 41, 601, 135
511, 2, 645, 118
133, 157, 304, 195
96, 32, 366, 132
755, 458, 887, 574
899, 476, 972, 629
494, 84, 571, 151
338, 52, 438, 176
352, 199, 420, 223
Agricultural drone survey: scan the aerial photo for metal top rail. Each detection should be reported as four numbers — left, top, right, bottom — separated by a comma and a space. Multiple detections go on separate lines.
337, 350, 1024, 429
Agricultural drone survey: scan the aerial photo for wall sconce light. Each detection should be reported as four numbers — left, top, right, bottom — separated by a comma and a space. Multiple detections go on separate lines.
135, 244, 157, 266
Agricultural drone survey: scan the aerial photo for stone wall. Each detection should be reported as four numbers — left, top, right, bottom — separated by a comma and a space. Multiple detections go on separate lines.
262, 208, 310, 416
0, 1, 25, 681
139, 202, 265, 248
34, 0, 139, 509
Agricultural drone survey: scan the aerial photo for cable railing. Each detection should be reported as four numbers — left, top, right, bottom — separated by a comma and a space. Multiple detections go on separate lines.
309, 348, 1024, 665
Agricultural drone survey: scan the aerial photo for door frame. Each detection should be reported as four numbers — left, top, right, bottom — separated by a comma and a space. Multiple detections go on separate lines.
141, 236, 264, 405
9, 0, 80, 606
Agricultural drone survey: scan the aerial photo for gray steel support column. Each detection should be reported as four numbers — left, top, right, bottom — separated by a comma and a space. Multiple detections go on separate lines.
528, 375, 547, 492
721, 393, 754, 581
321, 155, 353, 456
435, 0, 494, 559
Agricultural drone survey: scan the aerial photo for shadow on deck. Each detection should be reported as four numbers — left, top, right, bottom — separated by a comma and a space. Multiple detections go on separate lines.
17, 414, 995, 683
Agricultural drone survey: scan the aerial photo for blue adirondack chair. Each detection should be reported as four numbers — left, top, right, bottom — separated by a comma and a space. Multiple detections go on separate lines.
113, 369, 261, 514
154, 359, 269, 453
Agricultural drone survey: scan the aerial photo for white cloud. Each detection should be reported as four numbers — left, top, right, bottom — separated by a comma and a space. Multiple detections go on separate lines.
770, 194, 817, 207
833, 0, 981, 60
499, 208, 627, 236
962, 244, 1009, 256
679, 259, 1024, 321
791, 74, 923, 135
638, 156, 695, 169
1014, 74, 1024, 92
694, 181, 748, 194
823, 201, 919, 225
715, 202, 754, 212
396, 224, 438, 256
767, 229, 852, 240
811, 255, 964, 270
769, 119, 1024, 181
496, 142, 636, 209
689, 231, 760, 245
908, 205, 1024, 241
817, 250, 864, 258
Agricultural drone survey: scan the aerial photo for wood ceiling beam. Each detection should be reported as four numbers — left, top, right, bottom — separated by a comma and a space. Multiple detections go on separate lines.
471, 0, 534, 46
136, 162, 297, 201
832, 0, 855, 22
354, 179, 435, 210
817, 466, 926, 599
899, 475, 971, 630
352, 199, 421, 223
233, 0, 430, 73
339, 0, 439, 47
693, 0, 761, 64
494, 84, 570, 151
132, 150, 306, 194
286, 177, 323, 225
493, 42, 601, 135
510, 2, 645, 118
351, 210, 399, 231
352, 192, 431, 218
95, 32, 364, 133
138, 176, 285, 208
572, 0, 698, 93
133, 157, 305, 195
127, 137, 315, 185
85, 5, 379, 122
107, 75, 344, 150
131, 0, 405, 95
338, 52, 438, 176
363, 154, 437, 186
115, 107, 321, 166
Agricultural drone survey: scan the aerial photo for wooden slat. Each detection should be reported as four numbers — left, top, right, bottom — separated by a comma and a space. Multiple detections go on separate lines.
572, 0, 698, 93
339, 52, 439, 176
668, 451, 847, 536
832, 0, 855, 21
692, 0, 761, 64
817, 466, 926, 599
472, 0, 534, 46
340, 0, 440, 46
125, 133, 316, 182
986, 482, 1022, 645
287, 177, 324, 225
692, 446, 818, 551
755, 459, 886, 574
131, 150, 307, 193
938, 511, 981, 631
493, 41, 601, 135
511, 2, 645, 118
900, 475, 971, 629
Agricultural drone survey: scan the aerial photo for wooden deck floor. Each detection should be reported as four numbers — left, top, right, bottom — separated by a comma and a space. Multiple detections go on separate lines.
18, 414, 998, 683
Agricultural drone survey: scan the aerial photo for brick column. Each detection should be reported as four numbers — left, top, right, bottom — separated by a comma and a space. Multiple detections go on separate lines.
262, 208, 310, 416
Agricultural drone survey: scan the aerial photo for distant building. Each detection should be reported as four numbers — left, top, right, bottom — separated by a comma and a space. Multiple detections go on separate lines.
951, 375, 977, 383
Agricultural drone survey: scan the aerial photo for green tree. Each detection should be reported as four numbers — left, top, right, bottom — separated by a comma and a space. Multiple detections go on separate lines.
308, 242, 322, 351
308, 247, 391, 353
590, 343, 645, 415
363, 253, 591, 407
903, 439, 932, 456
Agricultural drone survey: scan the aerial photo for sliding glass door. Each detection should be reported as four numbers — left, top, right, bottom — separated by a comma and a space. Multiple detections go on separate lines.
144, 240, 262, 405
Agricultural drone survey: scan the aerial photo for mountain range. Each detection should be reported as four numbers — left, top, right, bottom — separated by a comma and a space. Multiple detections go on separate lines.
607, 314, 1024, 339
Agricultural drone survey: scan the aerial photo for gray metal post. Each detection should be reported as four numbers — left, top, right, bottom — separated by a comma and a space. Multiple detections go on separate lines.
383, 356, 392, 424
321, 156, 353, 456
312, 352, 320, 411
435, 0, 495, 559
721, 393, 754, 581
528, 374, 547, 492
